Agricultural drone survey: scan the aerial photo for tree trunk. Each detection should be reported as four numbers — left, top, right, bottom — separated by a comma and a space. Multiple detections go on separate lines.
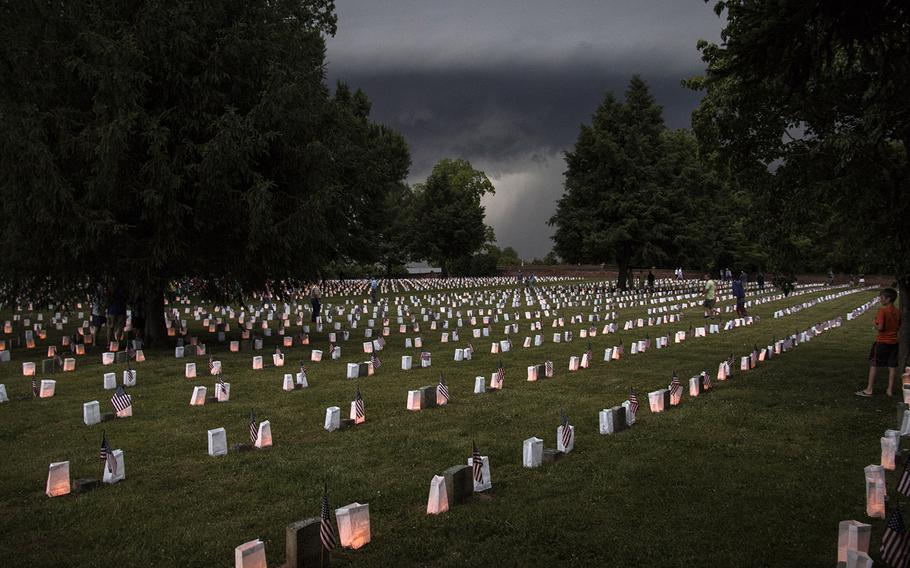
617, 258, 629, 291
143, 282, 166, 348
900, 277, 910, 371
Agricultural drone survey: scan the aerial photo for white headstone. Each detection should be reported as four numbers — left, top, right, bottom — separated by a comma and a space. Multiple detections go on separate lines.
522, 437, 543, 468
324, 406, 341, 432
207, 428, 227, 456
83, 401, 101, 425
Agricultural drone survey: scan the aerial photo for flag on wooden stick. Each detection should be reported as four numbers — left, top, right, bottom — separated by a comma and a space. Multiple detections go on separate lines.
471, 441, 483, 483
320, 483, 337, 552
249, 409, 258, 445
882, 506, 910, 567
99, 430, 117, 475
354, 387, 365, 421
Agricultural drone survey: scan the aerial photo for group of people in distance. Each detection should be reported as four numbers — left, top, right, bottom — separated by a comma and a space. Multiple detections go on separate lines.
701, 270, 750, 320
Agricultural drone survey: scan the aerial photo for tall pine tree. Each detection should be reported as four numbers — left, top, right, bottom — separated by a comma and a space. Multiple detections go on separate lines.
550, 76, 682, 289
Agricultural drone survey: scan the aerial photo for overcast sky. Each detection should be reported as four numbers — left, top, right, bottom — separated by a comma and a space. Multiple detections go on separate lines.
325, 0, 725, 259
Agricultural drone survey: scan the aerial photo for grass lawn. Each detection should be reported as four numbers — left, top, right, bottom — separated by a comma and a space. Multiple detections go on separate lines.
0, 281, 896, 567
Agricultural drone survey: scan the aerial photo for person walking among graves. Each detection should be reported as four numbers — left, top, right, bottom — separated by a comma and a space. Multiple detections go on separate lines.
91, 283, 107, 332
757, 272, 765, 291
703, 273, 718, 319
310, 283, 322, 323
130, 294, 145, 345
732, 276, 747, 317
856, 288, 902, 397
369, 277, 378, 303
647, 268, 655, 292
106, 283, 127, 344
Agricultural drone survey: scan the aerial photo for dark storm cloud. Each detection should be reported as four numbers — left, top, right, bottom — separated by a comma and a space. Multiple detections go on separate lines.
325, 0, 725, 258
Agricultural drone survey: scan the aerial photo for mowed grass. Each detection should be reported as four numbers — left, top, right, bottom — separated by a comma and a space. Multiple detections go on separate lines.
0, 283, 894, 567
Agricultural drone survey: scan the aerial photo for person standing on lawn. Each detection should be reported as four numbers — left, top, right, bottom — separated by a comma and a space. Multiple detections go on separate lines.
732, 276, 747, 317
856, 288, 902, 397
703, 273, 718, 319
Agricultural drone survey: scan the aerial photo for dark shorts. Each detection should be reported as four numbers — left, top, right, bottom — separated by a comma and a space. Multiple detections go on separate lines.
704, 299, 716, 309
869, 342, 899, 368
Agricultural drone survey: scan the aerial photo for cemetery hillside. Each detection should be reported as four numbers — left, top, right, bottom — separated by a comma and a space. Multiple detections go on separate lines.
1, 1, 909, 567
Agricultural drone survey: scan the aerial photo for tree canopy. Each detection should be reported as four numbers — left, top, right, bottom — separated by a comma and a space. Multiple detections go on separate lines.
0, 0, 410, 341
550, 76, 729, 288
689, 0, 910, 360
408, 158, 495, 275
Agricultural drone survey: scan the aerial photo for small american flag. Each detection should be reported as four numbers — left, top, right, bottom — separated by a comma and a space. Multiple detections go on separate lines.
468, 342, 474, 354
300, 362, 308, 379
471, 441, 483, 483
506, 335, 513, 350
702, 370, 712, 390
669, 371, 680, 397
628, 388, 639, 417
420, 351, 431, 362
208, 356, 216, 375
560, 411, 573, 449
376, 336, 385, 349
354, 387, 365, 420
617, 339, 624, 356
320, 485, 336, 551
249, 409, 258, 445
545, 360, 553, 377
585, 342, 594, 363
437, 374, 449, 403
496, 360, 505, 385
32, 378, 39, 397
898, 454, 910, 496
328, 343, 335, 357
99, 430, 117, 475
111, 386, 132, 413
371, 352, 381, 369
882, 507, 910, 567
217, 374, 227, 398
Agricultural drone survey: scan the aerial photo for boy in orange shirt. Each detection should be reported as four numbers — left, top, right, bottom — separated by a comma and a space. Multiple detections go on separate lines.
856, 288, 901, 397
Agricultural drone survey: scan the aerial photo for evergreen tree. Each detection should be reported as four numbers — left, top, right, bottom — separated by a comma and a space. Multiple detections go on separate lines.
550, 76, 687, 289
